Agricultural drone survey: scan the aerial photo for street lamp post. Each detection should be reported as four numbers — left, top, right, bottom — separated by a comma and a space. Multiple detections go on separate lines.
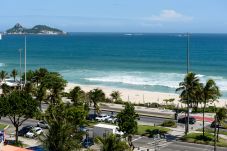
186, 33, 190, 135
24, 36, 27, 85
18, 48, 22, 90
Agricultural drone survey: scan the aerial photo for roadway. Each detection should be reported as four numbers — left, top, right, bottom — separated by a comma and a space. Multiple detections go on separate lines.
160, 141, 227, 151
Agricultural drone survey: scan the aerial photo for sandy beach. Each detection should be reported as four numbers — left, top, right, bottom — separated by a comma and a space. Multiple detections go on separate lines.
65, 83, 227, 108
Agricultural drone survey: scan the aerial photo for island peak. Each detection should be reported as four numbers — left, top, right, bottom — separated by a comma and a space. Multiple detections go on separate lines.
6, 24, 66, 35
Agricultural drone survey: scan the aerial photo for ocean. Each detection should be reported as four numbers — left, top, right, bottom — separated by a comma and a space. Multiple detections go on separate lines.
0, 33, 227, 97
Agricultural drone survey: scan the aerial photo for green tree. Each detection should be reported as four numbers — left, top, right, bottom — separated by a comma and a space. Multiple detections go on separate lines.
10, 69, 18, 82
176, 72, 200, 135
69, 86, 86, 106
22, 70, 35, 82
23, 82, 35, 95
0, 91, 39, 143
36, 85, 47, 111
0, 70, 8, 82
216, 107, 227, 142
163, 98, 175, 105
34, 68, 49, 86
95, 134, 130, 151
41, 103, 87, 151
192, 83, 204, 112
110, 91, 122, 102
201, 80, 221, 137
117, 102, 139, 148
0, 83, 11, 96
41, 72, 67, 105
88, 88, 105, 115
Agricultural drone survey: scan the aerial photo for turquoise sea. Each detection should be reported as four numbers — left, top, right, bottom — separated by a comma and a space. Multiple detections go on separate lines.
0, 33, 227, 97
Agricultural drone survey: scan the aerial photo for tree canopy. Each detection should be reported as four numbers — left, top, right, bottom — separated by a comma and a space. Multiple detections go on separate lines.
0, 91, 39, 142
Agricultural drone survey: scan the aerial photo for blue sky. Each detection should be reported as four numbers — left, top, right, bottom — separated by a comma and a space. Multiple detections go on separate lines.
1, 0, 227, 33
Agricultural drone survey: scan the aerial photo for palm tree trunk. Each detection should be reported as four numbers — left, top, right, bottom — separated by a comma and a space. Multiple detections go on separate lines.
217, 124, 220, 142
203, 101, 206, 137
214, 118, 217, 151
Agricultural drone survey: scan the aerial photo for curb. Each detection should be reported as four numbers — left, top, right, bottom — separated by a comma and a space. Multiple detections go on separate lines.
93, 107, 174, 119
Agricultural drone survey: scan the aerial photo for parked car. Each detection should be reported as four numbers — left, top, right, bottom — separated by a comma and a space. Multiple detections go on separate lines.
106, 115, 118, 124
79, 126, 88, 132
25, 127, 43, 138
82, 137, 94, 148
18, 125, 33, 136
178, 116, 196, 124
95, 114, 110, 122
37, 120, 49, 129
86, 114, 97, 120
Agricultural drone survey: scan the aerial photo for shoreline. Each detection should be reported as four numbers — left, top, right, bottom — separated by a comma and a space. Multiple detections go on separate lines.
65, 83, 227, 108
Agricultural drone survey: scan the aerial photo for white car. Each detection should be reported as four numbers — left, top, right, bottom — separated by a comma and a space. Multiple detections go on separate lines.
25, 127, 43, 138
106, 116, 118, 124
37, 120, 49, 129
115, 129, 124, 136
95, 114, 110, 122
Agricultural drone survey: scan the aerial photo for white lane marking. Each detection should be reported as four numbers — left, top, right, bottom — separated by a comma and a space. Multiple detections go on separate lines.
132, 136, 143, 142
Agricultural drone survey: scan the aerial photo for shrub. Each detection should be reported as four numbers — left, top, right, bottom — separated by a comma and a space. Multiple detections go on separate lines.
161, 120, 177, 128
115, 99, 124, 104
61, 92, 69, 97
149, 102, 161, 108
163, 105, 176, 110
145, 129, 168, 138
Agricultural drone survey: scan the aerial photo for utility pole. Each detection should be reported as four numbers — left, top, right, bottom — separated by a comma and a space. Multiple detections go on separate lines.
19, 48, 22, 90
24, 36, 27, 85
214, 104, 217, 151
186, 33, 190, 135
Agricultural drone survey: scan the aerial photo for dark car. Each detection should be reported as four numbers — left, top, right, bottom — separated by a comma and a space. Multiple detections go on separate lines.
178, 116, 196, 124
211, 120, 227, 129
18, 125, 33, 136
26, 146, 44, 151
82, 138, 94, 148
86, 114, 97, 120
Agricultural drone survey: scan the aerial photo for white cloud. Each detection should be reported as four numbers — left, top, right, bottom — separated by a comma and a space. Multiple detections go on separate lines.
146, 10, 193, 22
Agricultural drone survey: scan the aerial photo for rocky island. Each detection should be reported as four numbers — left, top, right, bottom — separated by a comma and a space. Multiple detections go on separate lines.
6, 23, 66, 35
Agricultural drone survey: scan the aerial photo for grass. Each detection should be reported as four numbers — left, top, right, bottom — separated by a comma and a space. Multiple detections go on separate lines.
0, 123, 8, 130
181, 132, 227, 147
137, 124, 170, 136
197, 128, 227, 136
160, 120, 177, 128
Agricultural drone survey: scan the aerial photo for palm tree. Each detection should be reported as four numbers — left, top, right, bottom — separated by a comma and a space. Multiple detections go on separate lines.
193, 83, 204, 112
0, 70, 8, 82
110, 91, 121, 102
10, 69, 18, 82
216, 108, 227, 141
34, 68, 48, 86
1, 83, 11, 96
40, 117, 82, 151
176, 72, 200, 135
201, 79, 221, 137
36, 85, 47, 111
88, 88, 105, 115
69, 86, 85, 105
95, 134, 130, 151
41, 72, 67, 105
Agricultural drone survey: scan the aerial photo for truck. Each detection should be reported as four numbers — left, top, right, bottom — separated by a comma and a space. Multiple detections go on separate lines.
93, 123, 124, 138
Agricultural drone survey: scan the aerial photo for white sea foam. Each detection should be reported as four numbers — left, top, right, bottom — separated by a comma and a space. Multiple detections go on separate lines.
0, 63, 5, 67
85, 72, 184, 89
61, 69, 227, 92
84, 71, 227, 91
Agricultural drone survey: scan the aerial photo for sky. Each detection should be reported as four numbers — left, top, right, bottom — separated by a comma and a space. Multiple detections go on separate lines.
0, 0, 227, 33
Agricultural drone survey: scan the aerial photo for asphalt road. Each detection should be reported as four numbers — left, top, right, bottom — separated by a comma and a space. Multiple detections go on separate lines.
160, 141, 227, 151
92, 110, 167, 124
